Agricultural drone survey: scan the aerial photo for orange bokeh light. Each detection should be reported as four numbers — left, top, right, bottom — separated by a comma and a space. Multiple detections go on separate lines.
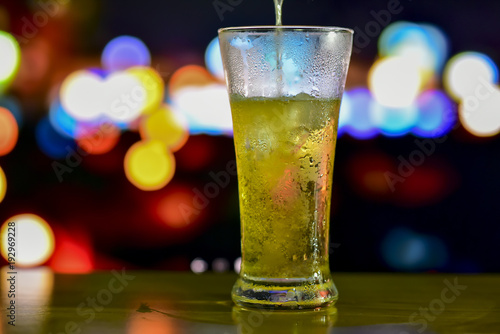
77, 123, 121, 155
156, 188, 198, 228
168, 65, 215, 96
0, 107, 18, 156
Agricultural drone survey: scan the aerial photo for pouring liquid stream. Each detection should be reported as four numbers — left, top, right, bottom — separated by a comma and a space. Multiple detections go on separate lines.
273, 0, 284, 26
273, 0, 284, 96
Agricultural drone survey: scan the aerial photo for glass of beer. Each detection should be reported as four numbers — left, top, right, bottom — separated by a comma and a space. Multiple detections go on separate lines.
218, 26, 353, 309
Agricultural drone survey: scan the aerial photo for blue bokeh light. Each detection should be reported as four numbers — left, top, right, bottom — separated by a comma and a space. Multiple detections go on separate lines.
382, 228, 448, 271
36, 117, 77, 159
49, 100, 78, 139
343, 88, 378, 139
101, 36, 151, 72
370, 102, 419, 137
413, 90, 456, 137
420, 23, 449, 71
205, 37, 225, 80
379, 21, 449, 72
338, 90, 352, 136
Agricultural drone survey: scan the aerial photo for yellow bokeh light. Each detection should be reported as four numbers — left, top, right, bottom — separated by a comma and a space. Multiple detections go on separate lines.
139, 105, 188, 152
1, 214, 55, 267
127, 66, 164, 115
0, 31, 21, 90
368, 57, 423, 108
124, 140, 175, 191
0, 165, 6, 203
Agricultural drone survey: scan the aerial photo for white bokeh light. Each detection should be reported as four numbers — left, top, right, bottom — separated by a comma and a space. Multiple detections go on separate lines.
61, 70, 146, 123
369, 57, 422, 108
234, 257, 241, 274
444, 52, 498, 101
1, 214, 55, 267
0, 32, 20, 82
190, 257, 208, 274
103, 71, 145, 123
171, 84, 233, 135
459, 90, 500, 137
61, 71, 104, 121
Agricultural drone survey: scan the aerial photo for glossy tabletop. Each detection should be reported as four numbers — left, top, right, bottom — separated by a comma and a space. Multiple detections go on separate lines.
1, 269, 499, 333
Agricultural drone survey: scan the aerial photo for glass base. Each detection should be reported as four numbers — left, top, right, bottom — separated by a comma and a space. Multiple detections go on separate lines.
232, 275, 338, 310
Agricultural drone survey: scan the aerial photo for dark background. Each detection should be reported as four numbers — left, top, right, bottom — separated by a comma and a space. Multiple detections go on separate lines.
0, 0, 499, 273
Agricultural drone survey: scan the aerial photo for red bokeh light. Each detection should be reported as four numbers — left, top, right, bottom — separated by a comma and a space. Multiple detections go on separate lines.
176, 135, 214, 171
49, 231, 94, 273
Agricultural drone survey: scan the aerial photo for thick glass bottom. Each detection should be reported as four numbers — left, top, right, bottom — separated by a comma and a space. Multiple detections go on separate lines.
232, 275, 338, 310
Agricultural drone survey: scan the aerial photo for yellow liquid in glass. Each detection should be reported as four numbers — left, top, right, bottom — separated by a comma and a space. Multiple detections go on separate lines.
231, 94, 340, 282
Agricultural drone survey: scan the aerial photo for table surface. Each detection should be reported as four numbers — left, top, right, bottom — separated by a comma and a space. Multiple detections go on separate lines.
1, 269, 499, 334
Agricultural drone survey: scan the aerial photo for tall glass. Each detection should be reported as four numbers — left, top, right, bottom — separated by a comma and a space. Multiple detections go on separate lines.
219, 26, 353, 309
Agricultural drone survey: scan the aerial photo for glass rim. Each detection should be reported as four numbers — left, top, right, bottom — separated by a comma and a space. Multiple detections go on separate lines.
218, 25, 354, 34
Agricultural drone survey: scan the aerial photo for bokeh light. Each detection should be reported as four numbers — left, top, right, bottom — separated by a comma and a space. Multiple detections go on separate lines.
212, 258, 229, 272
124, 140, 175, 191
60, 70, 105, 121
49, 234, 93, 273
102, 35, 151, 72
175, 135, 215, 171
444, 52, 498, 102
414, 90, 456, 137
190, 257, 208, 274
382, 228, 448, 271
342, 88, 378, 139
420, 23, 449, 71
369, 57, 423, 108
0, 31, 20, 92
168, 65, 215, 96
347, 151, 395, 199
127, 66, 164, 115
443, 52, 500, 137
102, 71, 146, 123
61, 70, 146, 123
36, 117, 77, 159
0, 106, 18, 156
0, 165, 6, 203
370, 103, 419, 136
49, 99, 78, 138
0, 96, 22, 129
171, 84, 232, 135
459, 90, 500, 137
156, 186, 197, 228
234, 257, 241, 274
1, 214, 55, 267
378, 21, 448, 74
392, 163, 456, 207
77, 123, 121, 155
140, 104, 188, 152
205, 37, 225, 81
